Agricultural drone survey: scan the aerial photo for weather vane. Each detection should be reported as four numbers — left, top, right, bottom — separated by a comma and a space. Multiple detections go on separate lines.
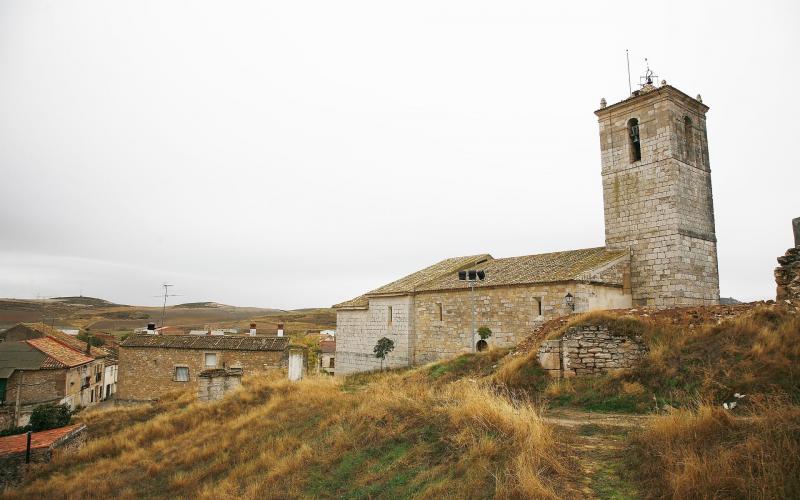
639, 58, 658, 88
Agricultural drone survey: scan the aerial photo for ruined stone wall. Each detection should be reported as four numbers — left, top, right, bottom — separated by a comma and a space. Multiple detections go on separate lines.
117, 347, 284, 401
333, 295, 413, 375
413, 282, 630, 364
597, 87, 720, 308
197, 369, 242, 402
775, 220, 800, 304
537, 325, 647, 377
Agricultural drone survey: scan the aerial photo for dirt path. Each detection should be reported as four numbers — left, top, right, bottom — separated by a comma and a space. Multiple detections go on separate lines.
544, 409, 650, 499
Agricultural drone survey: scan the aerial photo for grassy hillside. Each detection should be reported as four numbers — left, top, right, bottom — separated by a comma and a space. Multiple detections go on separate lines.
4, 303, 798, 499
5, 372, 577, 499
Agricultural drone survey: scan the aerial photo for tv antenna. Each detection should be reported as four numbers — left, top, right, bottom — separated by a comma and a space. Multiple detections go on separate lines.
154, 284, 181, 329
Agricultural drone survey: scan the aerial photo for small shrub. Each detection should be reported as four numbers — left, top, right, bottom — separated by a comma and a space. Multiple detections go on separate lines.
477, 326, 492, 340
29, 404, 72, 432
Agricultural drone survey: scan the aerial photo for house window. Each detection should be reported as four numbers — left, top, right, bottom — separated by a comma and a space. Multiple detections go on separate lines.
329, 358, 335, 368
387, 306, 393, 326
684, 116, 694, 164
204, 353, 218, 368
628, 118, 641, 162
436, 303, 443, 321
175, 366, 189, 382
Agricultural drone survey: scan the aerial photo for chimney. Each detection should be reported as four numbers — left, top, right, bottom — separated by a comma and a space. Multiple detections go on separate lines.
277, 323, 284, 337
249, 323, 257, 336
147, 322, 156, 335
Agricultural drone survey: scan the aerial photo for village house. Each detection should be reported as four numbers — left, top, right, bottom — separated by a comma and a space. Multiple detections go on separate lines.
334, 80, 721, 374
317, 337, 335, 375
0, 324, 109, 429
117, 335, 289, 401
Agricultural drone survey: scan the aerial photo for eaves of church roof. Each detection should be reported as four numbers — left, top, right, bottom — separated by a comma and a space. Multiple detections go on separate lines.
332, 247, 628, 309
332, 254, 492, 309
415, 247, 628, 292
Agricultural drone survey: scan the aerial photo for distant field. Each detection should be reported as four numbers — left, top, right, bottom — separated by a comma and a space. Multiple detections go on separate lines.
0, 297, 335, 335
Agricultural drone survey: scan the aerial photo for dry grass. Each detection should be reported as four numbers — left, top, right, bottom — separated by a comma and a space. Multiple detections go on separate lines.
630, 401, 800, 499
500, 305, 800, 411
4, 367, 576, 499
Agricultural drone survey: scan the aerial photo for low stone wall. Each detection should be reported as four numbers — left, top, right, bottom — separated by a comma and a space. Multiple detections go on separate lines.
537, 325, 647, 378
0, 424, 86, 491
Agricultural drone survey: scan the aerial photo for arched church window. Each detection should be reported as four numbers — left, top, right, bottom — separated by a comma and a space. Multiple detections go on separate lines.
628, 118, 641, 162
684, 116, 694, 164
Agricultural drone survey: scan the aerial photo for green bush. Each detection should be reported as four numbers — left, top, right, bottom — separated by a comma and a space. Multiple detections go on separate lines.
29, 404, 72, 432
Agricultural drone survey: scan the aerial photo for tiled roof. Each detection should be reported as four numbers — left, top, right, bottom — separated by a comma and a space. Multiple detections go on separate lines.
319, 340, 336, 353
333, 254, 491, 309
17, 323, 109, 358
334, 248, 628, 308
26, 337, 94, 368
416, 247, 627, 291
120, 335, 289, 351
0, 424, 85, 456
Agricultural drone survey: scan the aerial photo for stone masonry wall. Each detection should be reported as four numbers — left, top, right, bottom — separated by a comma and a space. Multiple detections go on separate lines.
413, 282, 630, 365
597, 86, 720, 308
118, 347, 284, 401
537, 325, 647, 377
334, 296, 413, 375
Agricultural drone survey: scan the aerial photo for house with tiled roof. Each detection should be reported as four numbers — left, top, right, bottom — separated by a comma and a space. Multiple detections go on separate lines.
0, 325, 108, 429
333, 81, 720, 373
117, 334, 290, 401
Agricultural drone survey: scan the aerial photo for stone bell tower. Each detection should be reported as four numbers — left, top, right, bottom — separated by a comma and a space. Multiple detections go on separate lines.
595, 80, 720, 307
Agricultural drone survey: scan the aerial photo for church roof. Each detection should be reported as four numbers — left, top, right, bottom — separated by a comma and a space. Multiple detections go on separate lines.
333, 254, 491, 309
417, 247, 627, 292
333, 247, 627, 309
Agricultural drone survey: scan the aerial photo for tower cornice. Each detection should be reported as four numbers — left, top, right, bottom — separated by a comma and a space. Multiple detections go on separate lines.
595, 85, 709, 118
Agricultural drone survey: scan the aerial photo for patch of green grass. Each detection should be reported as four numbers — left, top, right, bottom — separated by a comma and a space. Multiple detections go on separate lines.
590, 449, 639, 500
427, 350, 508, 382
577, 424, 603, 436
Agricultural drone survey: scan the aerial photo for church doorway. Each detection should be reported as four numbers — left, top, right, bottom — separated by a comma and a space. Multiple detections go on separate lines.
476, 339, 488, 352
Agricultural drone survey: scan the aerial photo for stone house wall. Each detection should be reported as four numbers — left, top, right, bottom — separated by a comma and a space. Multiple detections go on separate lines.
117, 347, 284, 401
335, 296, 413, 375
537, 325, 647, 377
597, 86, 720, 308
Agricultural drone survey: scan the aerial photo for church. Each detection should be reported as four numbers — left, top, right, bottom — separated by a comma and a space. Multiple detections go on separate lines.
334, 79, 721, 374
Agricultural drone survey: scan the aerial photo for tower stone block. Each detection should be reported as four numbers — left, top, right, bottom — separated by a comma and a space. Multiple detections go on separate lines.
595, 85, 720, 307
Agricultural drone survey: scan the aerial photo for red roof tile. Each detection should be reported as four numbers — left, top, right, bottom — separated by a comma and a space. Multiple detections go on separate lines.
0, 424, 84, 456
26, 337, 94, 368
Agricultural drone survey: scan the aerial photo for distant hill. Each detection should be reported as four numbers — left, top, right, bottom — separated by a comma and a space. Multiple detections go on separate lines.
719, 297, 743, 305
51, 296, 123, 307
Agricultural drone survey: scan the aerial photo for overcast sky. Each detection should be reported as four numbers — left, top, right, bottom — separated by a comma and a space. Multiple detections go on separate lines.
1, 1, 798, 309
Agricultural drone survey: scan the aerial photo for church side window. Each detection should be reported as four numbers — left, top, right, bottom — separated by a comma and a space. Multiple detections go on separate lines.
628, 118, 641, 162
535, 297, 543, 317
684, 116, 694, 164
387, 306, 393, 326
436, 303, 443, 321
